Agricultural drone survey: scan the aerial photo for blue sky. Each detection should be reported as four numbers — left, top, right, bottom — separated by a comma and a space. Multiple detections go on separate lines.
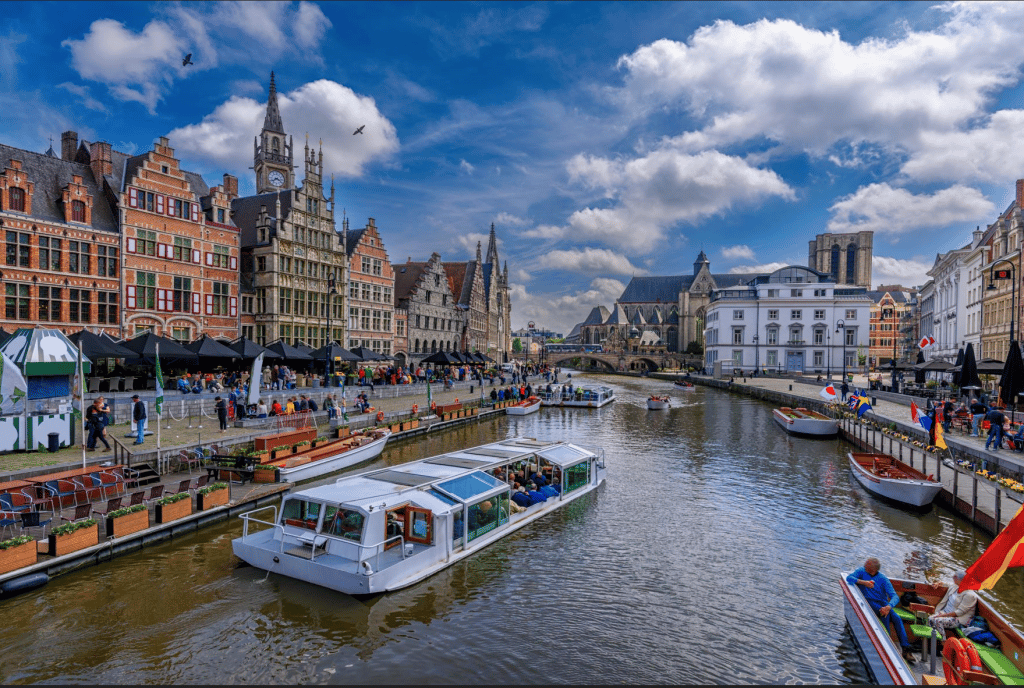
4, 1, 1024, 332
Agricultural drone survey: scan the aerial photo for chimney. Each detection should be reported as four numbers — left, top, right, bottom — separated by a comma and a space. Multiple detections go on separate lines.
61, 131, 78, 161
973, 225, 984, 248
1017, 180, 1024, 209
223, 173, 238, 199
89, 141, 112, 179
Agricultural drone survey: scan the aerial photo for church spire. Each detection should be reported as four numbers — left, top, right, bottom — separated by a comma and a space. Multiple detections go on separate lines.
486, 222, 498, 264
476, 241, 482, 264
264, 71, 285, 134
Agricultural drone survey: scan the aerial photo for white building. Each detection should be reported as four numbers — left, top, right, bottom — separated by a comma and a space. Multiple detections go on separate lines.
704, 265, 872, 377
925, 244, 970, 363
962, 227, 989, 355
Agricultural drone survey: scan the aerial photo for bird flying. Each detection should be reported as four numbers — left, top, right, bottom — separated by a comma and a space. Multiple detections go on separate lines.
353, 125, 365, 135
182, 53, 193, 67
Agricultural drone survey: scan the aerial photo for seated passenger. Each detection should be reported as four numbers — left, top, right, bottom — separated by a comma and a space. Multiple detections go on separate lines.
177, 378, 191, 394
526, 483, 547, 503
927, 570, 979, 634
847, 557, 917, 662
538, 483, 559, 499
531, 472, 548, 488
511, 486, 533, 508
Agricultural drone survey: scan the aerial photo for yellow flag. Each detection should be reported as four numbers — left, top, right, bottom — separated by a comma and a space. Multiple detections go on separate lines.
934, 421, 947, 450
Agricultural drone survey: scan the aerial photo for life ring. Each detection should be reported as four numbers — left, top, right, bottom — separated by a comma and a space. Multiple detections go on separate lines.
411, 404, 418, 414
943, 637, 981, 684
430, 401, 436, 412
376, 411, 385, 423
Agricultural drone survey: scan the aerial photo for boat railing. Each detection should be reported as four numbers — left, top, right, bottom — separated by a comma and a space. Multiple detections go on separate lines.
239, 504, 280, 538
353, 534, 407, 574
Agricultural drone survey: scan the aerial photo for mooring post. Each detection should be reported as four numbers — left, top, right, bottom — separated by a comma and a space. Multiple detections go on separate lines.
995, 485, 1002, 534
953, 466, 959, 506
972, 473, 979, 523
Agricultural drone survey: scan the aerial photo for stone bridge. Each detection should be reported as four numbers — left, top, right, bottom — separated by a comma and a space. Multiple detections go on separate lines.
542, 351, 699, 373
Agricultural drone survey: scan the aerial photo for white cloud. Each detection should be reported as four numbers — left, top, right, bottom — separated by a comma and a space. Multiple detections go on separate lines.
521, 224, 565, 240
722, 244, 755, 260
168, 79, 398, 178
513, 268, 532, 282
872, 256, 932, 289
537, 248, 644, 275
494, 212, 530, 227
455, 232, 492, 257
827, 183, 994, 234
419, 5, 548, 58
728, 261, 789, 274
510, 277, 626, 332
900, 109, 1024, 183
564, 148, 794, 253
57, 82, 107, 112
459, 159, 475, 174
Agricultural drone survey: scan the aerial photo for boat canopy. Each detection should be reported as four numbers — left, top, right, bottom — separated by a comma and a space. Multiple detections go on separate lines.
435, 471, 507, 503
535, 443, 595, 467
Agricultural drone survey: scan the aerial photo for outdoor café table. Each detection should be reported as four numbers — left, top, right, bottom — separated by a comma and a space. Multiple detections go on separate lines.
0, 479, 33, 494
204, 454, 256, 484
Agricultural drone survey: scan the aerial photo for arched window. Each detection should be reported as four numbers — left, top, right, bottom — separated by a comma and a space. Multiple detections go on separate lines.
9, 188, 25, 212
71, 200, 85, 223
272, 137, 280, 153
830, 244, 840, 282
414, 339, 419, 353
846, 243, 857, 284
431, 340, 437, 352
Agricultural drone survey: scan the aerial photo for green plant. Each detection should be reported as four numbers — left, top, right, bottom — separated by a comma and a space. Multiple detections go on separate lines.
108, 504, 147, 519
197, 482, 228, 496
0, 534, 33, 550
51, 519, 96, 537
271, 444, 290, 453
253, 463, 278, 471
156, 492, 190, 506
294, 440, 310, 448
315, 436, 328, 443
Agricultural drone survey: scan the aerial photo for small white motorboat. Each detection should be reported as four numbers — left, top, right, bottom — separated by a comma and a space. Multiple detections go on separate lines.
646, 395, 670, 410
674, 380, 695, 390
847, 452, 942, 508
271, 430, 391, 483
772, 407, 839, 437
506, 396, 542, 416
539, 385, 615, 408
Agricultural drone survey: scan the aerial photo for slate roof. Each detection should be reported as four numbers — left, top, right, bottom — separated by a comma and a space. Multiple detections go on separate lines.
395, 262, 427, 302
343, 228, 365, 258
604, 303, 628, 325
581, 306, 610, 325
631, 309, 646, 326
649, 307, 663, 325
618, 273, 757, 303
565, 323, 582, 342
867, 290, 910, 304
231, 191, 292, 247
638, 330, 661, 346
442, 261, 472, 306
0, 142, 118, 233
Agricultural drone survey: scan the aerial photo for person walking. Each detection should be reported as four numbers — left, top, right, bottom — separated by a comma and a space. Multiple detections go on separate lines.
132, 394, 147, 445
840, 380, 849, 402
985, 406, 1006, 451
970, 396, 988, 437
215, 395, 228, 432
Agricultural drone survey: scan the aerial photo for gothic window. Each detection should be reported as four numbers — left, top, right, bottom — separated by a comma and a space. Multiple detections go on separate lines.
830, 244, 840, 282
272, 137, 280, 153
846, 244, 857, 284
431, 340, 437, 352
8, 188, 24, 212
71, 200, 86, 223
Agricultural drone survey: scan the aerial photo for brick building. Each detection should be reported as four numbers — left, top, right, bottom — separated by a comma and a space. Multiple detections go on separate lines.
442, 241, 488, 354
344, 217, 395, 356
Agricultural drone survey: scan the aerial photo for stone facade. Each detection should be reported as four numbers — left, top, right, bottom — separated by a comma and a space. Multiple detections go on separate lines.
395, 252, 462, 366
807, 230, 873, 288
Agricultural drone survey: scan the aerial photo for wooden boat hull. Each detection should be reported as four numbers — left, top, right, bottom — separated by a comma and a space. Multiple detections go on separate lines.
772, 408, 839, 437
646, 398, 670, 410
277, 432, 391, 483
506, 398, 541, 416
848, 453, 941, 508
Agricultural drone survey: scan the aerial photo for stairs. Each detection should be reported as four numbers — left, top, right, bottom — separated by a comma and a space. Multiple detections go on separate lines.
127, 462, 161, 487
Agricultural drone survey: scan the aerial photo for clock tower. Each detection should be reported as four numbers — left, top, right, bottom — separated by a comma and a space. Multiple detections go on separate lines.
254, 72, 294, 193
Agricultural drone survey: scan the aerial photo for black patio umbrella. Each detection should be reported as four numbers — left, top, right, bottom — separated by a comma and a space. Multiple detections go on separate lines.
977, 358, 1006, 374
292, 340, 315, 355
265, 340, 313, 361
951, 348, 965, 387
229, 337, 280, 360
420, 351, 461, 365
476, 352, 495, 363
959, 342, 983, 392
464, 352, 486, 365
349, 346, 388, 361
915, 351, 926, 384
122, 332, 199, 365
999, 340, 1024, 408
186, 334, 242, 360
68, 330, 136, 359
310, 342, 360, 361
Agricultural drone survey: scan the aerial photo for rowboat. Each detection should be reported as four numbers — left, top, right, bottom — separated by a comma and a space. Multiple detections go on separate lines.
646, 395, 670, 410
674, 380, 695, 390
841, 573, 1024, 685
772, 407, 839, 437
539, 384, 615, 408
233, 438, 606, 595
848, 452, 942, 508
262, 430, 391, 483
506, 396, 541, 416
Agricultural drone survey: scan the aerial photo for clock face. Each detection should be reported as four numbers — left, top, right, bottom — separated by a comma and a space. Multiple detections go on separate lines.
268, 171, 285, 187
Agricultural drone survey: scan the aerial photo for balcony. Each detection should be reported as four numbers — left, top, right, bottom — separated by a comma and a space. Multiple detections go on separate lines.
786, 340, 805, 346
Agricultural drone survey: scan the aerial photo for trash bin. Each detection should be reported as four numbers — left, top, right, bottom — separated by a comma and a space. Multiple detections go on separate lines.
47, 432, 60, 453
871, 396, 877, 406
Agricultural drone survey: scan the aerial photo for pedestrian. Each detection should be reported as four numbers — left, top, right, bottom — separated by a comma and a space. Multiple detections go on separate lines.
942, 398, 954, 433
985, 406, 1006, 451
840, 380, 849, 402
215, 395, 228, 432
132, 394, 147, 445
970, 396, 988, 437
85, 398, 111, 451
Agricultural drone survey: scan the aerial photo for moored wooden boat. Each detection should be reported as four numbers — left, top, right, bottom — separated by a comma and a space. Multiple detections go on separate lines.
267, 429, 391, 483
772, 407, 839, 437
848, 452, 941, 508
506, 396, 541, 416
646, 395, 670, 410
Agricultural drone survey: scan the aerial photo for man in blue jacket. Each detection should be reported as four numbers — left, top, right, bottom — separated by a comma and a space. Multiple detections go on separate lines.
847, 557, 916, 662
526, 483, 547, 504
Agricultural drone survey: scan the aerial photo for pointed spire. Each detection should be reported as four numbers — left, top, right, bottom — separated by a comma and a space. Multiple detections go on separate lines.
264, 72, 285, 134
486, 222, 498, 264
476, 241, 482, 263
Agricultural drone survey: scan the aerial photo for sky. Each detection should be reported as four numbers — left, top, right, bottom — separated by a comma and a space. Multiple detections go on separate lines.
4, 1, 1024, 333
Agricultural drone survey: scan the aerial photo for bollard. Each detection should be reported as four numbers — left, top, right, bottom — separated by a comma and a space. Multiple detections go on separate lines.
788, 385, 792, 391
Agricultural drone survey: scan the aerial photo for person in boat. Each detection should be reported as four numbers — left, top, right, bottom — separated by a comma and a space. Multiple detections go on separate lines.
927, 570, 979, 634
468, 500, 496, 531
847, 557, 917, 662
526, 483, 547, 504
511, 485, 534, 508
538, 482, 559, 499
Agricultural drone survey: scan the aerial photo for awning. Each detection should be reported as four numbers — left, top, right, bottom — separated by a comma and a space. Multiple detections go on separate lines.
1, 328, 92, 375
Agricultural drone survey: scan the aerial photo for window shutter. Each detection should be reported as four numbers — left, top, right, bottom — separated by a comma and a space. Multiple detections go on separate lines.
192, 248, 200, 263
191, 204, 199, 222
229, 296, 237, 317
205, 252, 213, 266
229, 256, 237, 270
157, 243, 166, 258
156, 289, 166, 311
128, 188, 138, 208
156, 195, 164, 214
205, 294, 213, 315
127, 285, 137, 309
126, 237, 137, 253
192, 292, 201, 314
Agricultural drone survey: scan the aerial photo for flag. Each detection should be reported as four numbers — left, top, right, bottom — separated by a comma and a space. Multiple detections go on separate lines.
928, 336, 936, 347
910, 401, 920, 424
819, 385, 837, 400
856, 397, 872, 418
847, 394, 859, 409
919, 414, 933, 432
960, 506, 1024, 592
919, 336, 929, 349
934, 421, 947, 449
247, 352, 264, 406
154, 343, 164, 415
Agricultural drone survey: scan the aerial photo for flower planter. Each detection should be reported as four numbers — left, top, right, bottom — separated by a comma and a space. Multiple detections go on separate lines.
0, 540, 37, 575
254, 468, 279, 484
49, 523, 99, 557
391, 423, 403, 433
408, 419, 419, 429
106, 509, 149, 538
198, 487, 229, 511
156, 498, 192, 524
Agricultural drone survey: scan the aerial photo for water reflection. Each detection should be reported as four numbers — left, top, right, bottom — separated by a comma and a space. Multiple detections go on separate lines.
2, 372, 1022, 684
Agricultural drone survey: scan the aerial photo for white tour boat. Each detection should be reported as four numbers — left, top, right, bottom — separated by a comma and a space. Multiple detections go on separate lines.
261, 430, 391, 483
646, 395, 670, 410
772, 407, 839, 437
506, 396, 542, 416
847, 452, 942, 508
233, 438, 606, 595
538, 384, 615, 408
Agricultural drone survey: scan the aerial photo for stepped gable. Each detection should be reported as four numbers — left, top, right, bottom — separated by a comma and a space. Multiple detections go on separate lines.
343, 227, 366, 257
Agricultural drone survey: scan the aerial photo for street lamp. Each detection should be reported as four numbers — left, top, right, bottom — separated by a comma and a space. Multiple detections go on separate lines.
836, 318, 847, 385
324, 274, 338, 386
988, 260, 1017, 349
826, 328, 831, 380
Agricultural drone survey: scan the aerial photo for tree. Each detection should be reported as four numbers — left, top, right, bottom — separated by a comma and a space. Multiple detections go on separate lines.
512, 338, 522, 353
685, 341, 703, 355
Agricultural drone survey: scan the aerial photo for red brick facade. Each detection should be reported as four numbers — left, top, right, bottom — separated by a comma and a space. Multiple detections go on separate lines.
345, 218, 395, 356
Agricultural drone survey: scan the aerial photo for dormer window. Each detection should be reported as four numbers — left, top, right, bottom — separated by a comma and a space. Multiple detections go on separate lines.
9, 188, 24, 212
71, 200, 85, 223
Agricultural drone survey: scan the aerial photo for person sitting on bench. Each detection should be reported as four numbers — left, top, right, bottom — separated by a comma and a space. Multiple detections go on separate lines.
928, 570, 979, 633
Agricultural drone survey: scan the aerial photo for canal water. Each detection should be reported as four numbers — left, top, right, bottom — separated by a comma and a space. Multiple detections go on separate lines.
3, 373, 1023, 684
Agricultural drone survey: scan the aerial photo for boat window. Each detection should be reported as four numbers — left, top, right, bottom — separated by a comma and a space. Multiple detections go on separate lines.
467, 492, 509, 542
323, 506, 364, 542
281, 499, 322, 530
437, 471, 505, 501
564, 460, 591, 494
429, 489, 458, 506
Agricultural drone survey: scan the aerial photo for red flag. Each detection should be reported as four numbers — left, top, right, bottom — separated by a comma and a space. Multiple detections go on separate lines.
961, 506, 1024, 591
919, 336, 930, 349
927, 336, 935, 347
910, 401, 919, 424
